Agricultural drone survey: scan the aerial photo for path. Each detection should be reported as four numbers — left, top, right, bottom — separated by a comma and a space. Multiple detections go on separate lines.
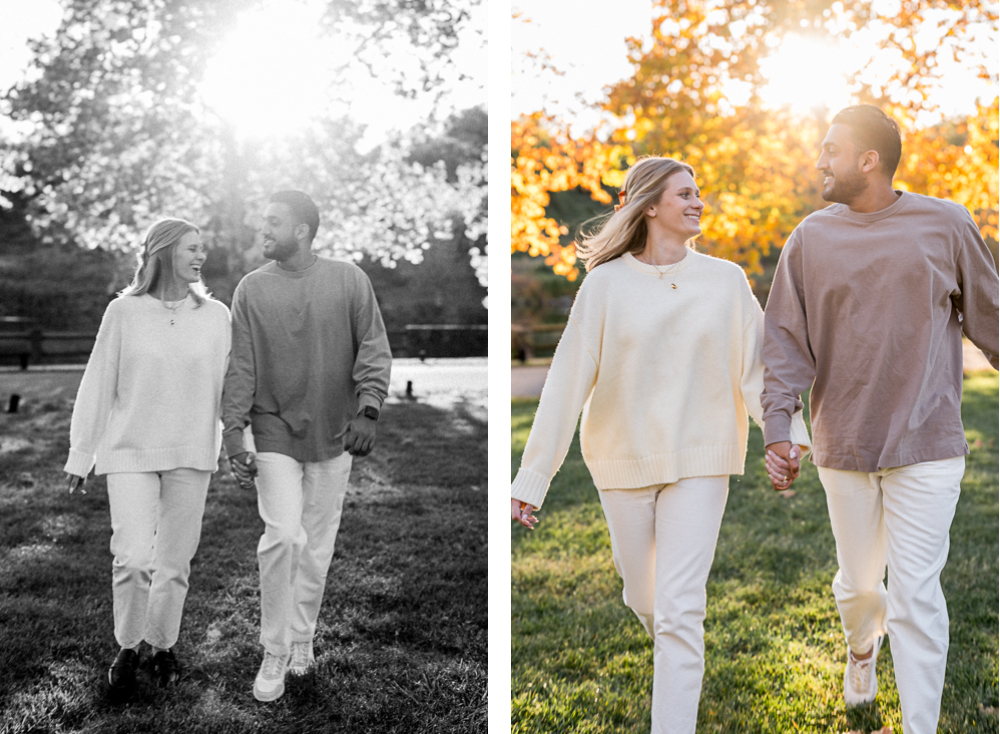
0, 357, 487, 409
511, 341, 997, 398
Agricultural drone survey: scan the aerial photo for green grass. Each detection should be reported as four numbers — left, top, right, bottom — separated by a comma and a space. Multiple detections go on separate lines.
511, 374, 998, 733
0, 394, 486, 733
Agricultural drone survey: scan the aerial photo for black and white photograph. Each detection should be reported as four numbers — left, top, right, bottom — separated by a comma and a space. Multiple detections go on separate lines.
0, 0, 487, 731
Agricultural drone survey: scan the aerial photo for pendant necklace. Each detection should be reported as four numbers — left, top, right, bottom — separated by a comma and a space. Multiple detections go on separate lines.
162, 297, 185, 325
637, 254, 678, 288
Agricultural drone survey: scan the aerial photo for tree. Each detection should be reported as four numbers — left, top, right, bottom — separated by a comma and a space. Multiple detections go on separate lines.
513, 0, 998, 280
1, 0, 484, 295
511, 113, 619, 280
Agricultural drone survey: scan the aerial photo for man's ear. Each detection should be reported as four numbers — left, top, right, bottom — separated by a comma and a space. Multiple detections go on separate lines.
859, 149, 881, 175
294, 222, 310, 243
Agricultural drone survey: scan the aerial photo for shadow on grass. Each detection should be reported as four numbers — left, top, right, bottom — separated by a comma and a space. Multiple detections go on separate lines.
0, 394, 486, 734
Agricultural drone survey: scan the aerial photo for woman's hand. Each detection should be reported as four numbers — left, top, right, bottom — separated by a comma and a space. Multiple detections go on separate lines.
66, 473, 86, 494
765, 442, 800, 491
511, 498, 538, 530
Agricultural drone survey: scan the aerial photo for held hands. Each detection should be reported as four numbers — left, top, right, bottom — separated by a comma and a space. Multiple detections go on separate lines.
343, 415, 376, 457
511, 498, 538, 530
765, 441, 801, 491
228, 451, 258, 490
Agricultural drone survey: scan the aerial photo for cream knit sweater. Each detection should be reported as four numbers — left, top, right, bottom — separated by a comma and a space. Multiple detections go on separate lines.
65, 293, 231, 477
511, 250, 811, 509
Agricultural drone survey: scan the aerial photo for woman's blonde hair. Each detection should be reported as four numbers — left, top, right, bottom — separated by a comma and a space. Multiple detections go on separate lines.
120, 218, 208, 306
576, 157, 696, 272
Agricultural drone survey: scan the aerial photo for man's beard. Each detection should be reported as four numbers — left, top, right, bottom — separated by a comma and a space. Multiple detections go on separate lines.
265, 237, 298, 261
821, 166, 868, 204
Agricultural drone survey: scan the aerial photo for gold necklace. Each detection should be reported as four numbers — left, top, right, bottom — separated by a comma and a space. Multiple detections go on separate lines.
636, 254, 678, 288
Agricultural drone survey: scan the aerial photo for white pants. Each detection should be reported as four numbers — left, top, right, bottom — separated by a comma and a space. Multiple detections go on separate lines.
107, 468, 211, 650
818, 456, 965, 734
598, 476, 730, 734
255, 450, 353, 658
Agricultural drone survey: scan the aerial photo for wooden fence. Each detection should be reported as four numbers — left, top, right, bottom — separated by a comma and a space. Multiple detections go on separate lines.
0, 324, 488, 369
511, 322, 566, 362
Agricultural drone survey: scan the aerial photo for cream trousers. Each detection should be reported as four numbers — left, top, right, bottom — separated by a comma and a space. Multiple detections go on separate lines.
598, 476, 730, 734
255, 450, 353, 658
107, 468, 211, 650
818, 456, 965, 734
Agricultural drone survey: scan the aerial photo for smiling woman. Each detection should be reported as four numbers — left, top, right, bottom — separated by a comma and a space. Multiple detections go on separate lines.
198, 0, 349, 139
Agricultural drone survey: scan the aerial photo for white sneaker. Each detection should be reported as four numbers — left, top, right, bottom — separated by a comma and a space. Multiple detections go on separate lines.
289, 641, 315, 676
253, 651, 289, 702
844, 635, 882, 705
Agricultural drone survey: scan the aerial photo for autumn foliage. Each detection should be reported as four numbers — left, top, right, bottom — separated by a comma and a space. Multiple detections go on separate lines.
511, 114, 619, 279
512, 0, 999, 279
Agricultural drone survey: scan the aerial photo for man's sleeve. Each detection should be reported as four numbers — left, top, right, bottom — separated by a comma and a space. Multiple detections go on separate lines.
221, 282, 255, 457
351, 271, 392, 411
954, 211, 999, 370
761, 229, 817, 446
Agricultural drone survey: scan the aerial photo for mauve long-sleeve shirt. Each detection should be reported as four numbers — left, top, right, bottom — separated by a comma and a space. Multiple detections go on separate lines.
762, 191, 999, 472
222, 257, 392, 462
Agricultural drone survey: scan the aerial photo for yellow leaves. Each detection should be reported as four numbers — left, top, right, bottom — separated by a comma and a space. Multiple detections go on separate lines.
896, 97, 999, 241
514, 0, 998, 281
511, 113, 621, 265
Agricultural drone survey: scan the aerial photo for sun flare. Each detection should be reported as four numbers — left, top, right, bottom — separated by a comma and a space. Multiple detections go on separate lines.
199, 0, 349, 139
758, 34, 863, 114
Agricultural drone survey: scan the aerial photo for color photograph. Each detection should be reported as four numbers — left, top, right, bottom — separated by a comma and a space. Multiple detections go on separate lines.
510, 2, 998, 733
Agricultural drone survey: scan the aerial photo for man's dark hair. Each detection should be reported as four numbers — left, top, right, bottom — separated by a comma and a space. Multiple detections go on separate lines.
831, 105, 902, 178
270, 190, 320, 242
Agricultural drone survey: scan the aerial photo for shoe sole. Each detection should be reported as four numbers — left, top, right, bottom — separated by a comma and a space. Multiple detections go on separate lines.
253, 680, 285, 702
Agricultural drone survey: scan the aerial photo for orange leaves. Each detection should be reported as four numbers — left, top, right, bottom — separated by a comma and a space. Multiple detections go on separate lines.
896, 97, 999, 241
513, 0, 997, 282
511, 113, 620, 278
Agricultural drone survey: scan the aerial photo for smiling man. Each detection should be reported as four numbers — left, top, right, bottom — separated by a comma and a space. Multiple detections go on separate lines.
760, 105, 998, 732
222, 190, 392, 702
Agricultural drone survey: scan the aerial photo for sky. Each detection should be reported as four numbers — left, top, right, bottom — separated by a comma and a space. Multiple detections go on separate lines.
0, 0, 487, 148
0, 0, 63, 92
511, 0, 998, 132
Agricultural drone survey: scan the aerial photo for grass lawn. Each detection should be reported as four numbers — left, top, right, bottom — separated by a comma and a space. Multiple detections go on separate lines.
0, 391, 486, 734
511, 374, 998, 734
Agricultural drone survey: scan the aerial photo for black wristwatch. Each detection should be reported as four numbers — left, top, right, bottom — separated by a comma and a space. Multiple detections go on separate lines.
359, 405, 379, 421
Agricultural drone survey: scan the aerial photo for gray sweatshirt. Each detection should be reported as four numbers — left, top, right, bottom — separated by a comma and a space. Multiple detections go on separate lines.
762, 191, 999, 472
222, 257, 392, 462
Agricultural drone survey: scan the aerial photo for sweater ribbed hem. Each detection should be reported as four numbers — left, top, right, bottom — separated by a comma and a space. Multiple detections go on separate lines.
64, 448, 96, 478
586, 445, 745, 491
94, 445, 221, 475
510, 468, 552, 509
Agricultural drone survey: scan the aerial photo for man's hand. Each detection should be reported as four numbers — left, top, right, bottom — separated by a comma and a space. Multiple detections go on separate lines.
344, 415, 377, 457
228, 451, 258, 490
765, 441, 801, 491
511, 498, 538, 530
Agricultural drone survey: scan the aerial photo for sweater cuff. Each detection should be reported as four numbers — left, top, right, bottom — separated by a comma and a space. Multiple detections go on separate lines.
763, 412, 793, 447
510, 468, 551, 510
358, 391, 384, 412
64, 449, 95, 478
788, 411, 812, 453
223, 429, 247, 458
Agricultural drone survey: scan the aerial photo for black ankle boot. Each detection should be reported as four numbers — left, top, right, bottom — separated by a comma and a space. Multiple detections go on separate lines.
108, 648, 140, 694
151, 649, 181, 688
